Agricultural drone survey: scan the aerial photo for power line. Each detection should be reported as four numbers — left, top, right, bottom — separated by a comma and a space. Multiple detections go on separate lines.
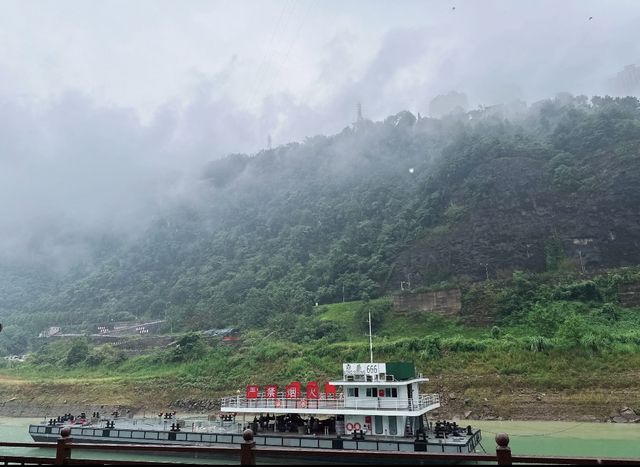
247, 0, 293, 100
246, 0, 298, 112
258, 0, 317, 103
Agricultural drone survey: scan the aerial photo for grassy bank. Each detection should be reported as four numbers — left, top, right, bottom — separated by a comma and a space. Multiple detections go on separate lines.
0, 344, 638, 420
1, 269, 640, 420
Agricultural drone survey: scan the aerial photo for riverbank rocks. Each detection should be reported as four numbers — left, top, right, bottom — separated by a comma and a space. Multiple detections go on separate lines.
0, 402, 131, 418
609, 407, 640, 423
169, 399, 219, 411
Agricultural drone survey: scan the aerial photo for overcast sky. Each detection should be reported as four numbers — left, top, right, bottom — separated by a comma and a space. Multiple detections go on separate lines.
0, 0, 638, 265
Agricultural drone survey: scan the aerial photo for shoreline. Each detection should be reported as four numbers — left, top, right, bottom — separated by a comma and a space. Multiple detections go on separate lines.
1, 377, 637, 424
1, 400, 635, 425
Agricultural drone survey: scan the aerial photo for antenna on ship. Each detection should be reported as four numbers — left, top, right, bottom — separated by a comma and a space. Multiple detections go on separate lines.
368, 310, 374, 363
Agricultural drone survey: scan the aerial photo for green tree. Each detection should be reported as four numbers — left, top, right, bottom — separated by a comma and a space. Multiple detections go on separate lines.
66, 338, 89, 366
556, 313, 591, 345
527, 303, 563, 337
356, 300, 391, 333
171, 332, 207, 362
86, 344, 127, 366
545, 232, 565, 272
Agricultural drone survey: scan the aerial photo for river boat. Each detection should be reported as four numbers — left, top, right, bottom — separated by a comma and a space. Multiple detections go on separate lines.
28, 361, 482, 458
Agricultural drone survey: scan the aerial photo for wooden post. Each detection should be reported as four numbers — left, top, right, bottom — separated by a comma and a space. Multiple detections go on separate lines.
495, 432, 512, 466
55, 426, 72, 465
240, 428, 256, 465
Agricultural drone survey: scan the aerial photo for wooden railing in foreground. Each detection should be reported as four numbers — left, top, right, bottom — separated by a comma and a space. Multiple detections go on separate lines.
2, 427, 639, 465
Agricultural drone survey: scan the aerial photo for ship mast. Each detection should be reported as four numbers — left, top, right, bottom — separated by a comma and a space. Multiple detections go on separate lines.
368, 310, 373, 363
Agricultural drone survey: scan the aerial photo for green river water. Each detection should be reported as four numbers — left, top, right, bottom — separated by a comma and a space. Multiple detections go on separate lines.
471, 419, 640, 459
1, 417, 639, 463
0, 416, 243, 464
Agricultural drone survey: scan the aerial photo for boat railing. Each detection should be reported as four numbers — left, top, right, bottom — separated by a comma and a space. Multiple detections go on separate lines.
220, 392, 440, 412
343, 393, 440, 411
16, 428, 640, 465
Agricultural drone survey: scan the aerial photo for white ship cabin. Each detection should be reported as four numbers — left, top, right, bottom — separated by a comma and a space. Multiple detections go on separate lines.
331, 362, 440, 437
220, 362, 440, 438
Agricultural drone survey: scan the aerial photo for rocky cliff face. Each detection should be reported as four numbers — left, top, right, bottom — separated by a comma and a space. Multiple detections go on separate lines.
392, 289, 461, 315
619, 283, 640, 307
392, 142, 640, 286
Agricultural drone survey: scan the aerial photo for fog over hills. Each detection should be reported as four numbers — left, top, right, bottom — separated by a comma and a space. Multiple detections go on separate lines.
0, 2, 639, 352
0, 0, 638, 271
1, 93, 639, 357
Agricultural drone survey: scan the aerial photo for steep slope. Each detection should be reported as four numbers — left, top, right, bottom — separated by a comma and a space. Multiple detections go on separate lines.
393, 100, 640, 285
1, 95, 639, 352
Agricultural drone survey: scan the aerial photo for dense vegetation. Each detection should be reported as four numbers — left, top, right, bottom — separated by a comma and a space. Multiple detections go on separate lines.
1, 94, 640, 357
1, 266, 639, 421
7, 265, 640, 374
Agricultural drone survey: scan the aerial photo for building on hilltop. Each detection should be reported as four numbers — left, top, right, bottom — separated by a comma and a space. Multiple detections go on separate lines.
38, 326, 61, 338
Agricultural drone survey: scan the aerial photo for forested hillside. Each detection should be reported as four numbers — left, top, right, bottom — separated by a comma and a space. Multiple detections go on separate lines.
1, 95, 640, 352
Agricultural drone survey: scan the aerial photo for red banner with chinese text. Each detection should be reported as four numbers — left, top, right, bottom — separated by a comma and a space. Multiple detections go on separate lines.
306, 381, 319, 399
285, 382, 301, 399
324, 382, 337, 397
246, 385, 259, 399
264, 385, 278, 399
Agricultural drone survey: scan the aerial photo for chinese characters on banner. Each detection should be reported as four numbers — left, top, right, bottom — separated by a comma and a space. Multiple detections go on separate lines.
246, 385, 259, 399
324, 382, 337, 397
246, 381, 337, 399
285, 382, 301, 399
264, 385, 278, 398
306, 381, 319, 399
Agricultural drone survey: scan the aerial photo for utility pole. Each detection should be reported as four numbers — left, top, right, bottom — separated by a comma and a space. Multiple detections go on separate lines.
342, 284, 345, 303
354, 102, 364, 127
368, 310, 373, 364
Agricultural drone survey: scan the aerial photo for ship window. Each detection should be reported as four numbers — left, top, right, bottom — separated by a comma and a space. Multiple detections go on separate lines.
366, 388, 378, 397
347, 388, 359, 397
385, 388, 398, 397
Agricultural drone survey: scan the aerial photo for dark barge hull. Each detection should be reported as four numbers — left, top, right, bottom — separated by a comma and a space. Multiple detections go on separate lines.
30, 424, 482, 463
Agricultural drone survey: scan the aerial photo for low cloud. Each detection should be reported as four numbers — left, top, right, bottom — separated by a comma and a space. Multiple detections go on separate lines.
0, 0, 638, 270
